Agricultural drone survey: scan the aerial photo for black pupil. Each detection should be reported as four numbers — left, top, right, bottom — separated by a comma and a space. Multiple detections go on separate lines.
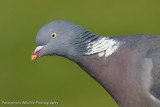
52, 34, 55, 37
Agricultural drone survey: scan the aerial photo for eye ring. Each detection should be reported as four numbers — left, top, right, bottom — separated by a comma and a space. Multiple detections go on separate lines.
50, 32, 57, 38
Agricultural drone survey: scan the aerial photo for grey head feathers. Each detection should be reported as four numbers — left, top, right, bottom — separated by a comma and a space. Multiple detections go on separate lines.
35, 20, 121, 61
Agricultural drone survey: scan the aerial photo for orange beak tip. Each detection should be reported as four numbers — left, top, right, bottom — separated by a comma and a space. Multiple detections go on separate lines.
31, 53, 38, 62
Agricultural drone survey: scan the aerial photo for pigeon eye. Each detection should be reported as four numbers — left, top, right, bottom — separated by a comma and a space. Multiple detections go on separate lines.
50, 32, 57, 38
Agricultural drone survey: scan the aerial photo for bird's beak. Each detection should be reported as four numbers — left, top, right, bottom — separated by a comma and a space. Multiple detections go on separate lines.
31, 46, 44, 62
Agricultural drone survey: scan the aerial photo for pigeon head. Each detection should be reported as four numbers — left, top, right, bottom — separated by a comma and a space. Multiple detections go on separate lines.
31, 20, 90, 61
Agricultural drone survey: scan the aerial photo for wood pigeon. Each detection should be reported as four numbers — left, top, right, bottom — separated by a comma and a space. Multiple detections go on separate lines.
31, 20, 160, 107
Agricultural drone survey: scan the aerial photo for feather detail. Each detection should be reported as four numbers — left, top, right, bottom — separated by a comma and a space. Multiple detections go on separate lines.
85, 37, 122, 57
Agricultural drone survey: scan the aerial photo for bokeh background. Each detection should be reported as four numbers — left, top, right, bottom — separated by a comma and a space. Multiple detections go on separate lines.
1, 0, 160, 107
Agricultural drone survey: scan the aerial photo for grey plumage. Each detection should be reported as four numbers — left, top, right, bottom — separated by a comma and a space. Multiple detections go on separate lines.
32, 20, 160, 107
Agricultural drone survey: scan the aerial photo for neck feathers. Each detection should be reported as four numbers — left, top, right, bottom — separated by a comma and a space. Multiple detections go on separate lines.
76, 30, 122, 56
85, 36, 122, 57
70, 30, 122, 61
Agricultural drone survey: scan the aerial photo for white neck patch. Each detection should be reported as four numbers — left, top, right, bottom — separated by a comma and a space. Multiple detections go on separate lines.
85, 37, 121, 57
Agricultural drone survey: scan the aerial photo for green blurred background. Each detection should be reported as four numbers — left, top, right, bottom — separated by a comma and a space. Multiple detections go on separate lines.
0, 0, 160, 107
